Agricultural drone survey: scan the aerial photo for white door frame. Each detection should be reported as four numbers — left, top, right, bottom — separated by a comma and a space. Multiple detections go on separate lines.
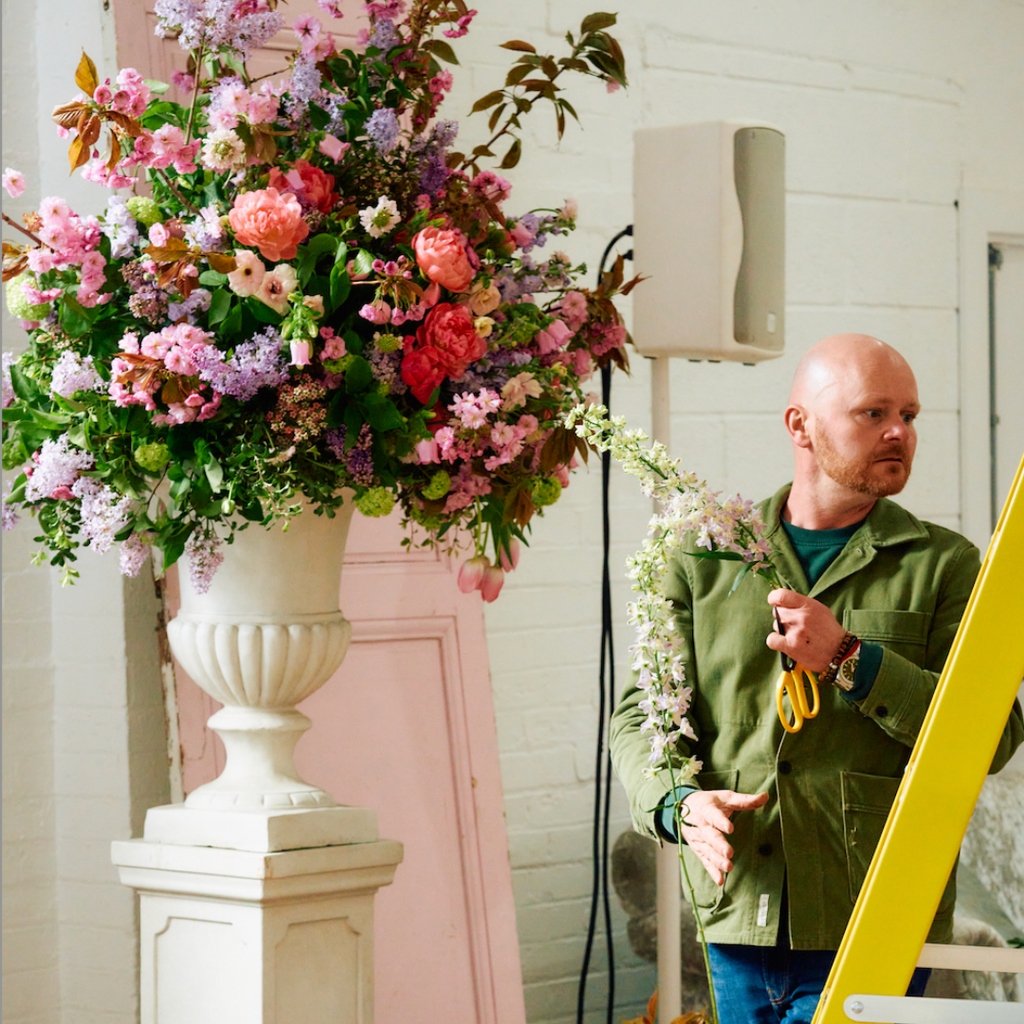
957, 189, 1024, 550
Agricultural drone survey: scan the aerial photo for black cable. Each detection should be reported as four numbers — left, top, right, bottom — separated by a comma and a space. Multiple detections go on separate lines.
576, 225, 633, 1024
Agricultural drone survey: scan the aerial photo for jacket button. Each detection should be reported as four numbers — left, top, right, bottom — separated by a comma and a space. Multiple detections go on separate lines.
778, 761, 792, 775
875, 706, 889, 718
758, 843, 773, 856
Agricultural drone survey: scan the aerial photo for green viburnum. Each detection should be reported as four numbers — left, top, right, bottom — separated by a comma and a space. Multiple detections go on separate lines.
134, 442, 172, 472
125, 196, 162, 227
374, 333, 402, 353
354, 487, 396, 518
531, 476, 562, 507
5, 274, 51, 321
323, 354, 354, 374
422, 469, 451, 500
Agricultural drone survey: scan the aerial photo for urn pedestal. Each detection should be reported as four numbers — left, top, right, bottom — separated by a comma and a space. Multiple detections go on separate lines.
111, 501, 403, 1024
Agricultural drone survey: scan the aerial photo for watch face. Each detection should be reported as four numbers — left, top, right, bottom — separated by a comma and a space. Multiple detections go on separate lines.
838, 655, 859, 686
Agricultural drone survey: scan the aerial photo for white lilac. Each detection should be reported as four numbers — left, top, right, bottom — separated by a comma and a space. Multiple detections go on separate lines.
24, 434, 95, 501
50, 351, 103, 399
101, 197, 141, 259
2, 351, 15, 408
566, 403, 781, 780
72, 477, 134, 554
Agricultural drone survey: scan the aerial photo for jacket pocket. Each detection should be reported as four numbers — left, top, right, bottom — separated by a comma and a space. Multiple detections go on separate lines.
682, 769, 739, 912
841, 770, 900, 903
843, 609, 929, 661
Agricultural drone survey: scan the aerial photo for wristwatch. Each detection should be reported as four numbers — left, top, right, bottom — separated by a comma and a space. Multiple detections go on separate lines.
834, 641, 862, 692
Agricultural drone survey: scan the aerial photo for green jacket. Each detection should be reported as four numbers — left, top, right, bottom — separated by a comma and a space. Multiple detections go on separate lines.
610, 485, 1024, 950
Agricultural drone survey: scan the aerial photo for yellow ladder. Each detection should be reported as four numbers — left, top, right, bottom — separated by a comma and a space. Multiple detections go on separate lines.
813, 453, 1024, 1023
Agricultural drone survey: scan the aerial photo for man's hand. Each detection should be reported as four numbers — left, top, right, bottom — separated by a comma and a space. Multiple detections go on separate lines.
677, 789, 770, 886
766, 588, 846, 673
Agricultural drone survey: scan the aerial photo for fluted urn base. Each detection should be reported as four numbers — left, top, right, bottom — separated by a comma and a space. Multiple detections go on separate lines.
164, 498, 358, 820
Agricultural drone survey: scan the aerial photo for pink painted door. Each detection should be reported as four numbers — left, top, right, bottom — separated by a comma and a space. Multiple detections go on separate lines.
113, 4, 527, 1019
165, 513, 526, 1024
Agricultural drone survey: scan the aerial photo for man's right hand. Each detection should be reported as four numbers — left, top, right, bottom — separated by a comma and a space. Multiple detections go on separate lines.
677, 789, 770, 886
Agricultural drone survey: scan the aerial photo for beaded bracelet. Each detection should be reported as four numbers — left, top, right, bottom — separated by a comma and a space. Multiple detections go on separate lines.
819, 631, 860, 687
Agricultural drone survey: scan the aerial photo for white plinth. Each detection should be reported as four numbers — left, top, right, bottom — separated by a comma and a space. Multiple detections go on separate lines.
112, 831, 403, 1024
144, 802, 380, 853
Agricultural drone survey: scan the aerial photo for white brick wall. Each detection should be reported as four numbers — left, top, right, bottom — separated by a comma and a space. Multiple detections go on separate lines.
2, 1, 1022, 1022
469, 2, 1023, 1021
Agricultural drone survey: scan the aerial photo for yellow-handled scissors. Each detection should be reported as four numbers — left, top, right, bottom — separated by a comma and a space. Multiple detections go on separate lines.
774, 608, 820, 733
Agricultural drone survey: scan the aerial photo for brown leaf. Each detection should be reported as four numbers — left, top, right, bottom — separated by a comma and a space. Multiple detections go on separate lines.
2, 255, 30, 282
67, 136, 90, 173
52, 101, 90, 130
500, 40, 537, 53
74, 51, 99, 98
206, 253, 238, 275
80, 116, 102, 149
104, 110, 146, 138
539, 426, 576, 473
511, 487, 535, 528
105, 135, 122, 173
144, 239, 191, 261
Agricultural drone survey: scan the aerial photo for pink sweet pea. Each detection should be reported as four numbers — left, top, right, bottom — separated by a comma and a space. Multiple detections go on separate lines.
318, 134, 350, 162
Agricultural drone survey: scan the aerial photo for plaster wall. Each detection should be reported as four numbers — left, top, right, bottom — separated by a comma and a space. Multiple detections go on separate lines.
2, 5, 171, 1022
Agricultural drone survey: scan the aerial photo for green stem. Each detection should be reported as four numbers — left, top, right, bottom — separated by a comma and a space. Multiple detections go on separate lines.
185, 42, 205, 145
669, 772, 720, 1024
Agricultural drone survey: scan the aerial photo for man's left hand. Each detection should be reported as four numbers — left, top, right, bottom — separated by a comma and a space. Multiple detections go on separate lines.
766, 589, 846, 673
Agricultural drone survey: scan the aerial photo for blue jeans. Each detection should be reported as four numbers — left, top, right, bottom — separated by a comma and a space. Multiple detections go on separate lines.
707, 942, 930, 1024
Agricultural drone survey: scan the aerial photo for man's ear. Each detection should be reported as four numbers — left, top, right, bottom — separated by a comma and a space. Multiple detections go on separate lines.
784, 405, 812, 449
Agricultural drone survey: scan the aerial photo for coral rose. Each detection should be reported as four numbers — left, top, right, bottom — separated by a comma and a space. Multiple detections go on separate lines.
267, 159, 338, 214
401, 302, 487, 403
411, 226, 475, 294
228, 187, 310, 262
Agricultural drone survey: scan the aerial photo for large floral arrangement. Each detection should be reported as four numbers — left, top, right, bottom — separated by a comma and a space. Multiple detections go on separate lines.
1, 0, 635, 597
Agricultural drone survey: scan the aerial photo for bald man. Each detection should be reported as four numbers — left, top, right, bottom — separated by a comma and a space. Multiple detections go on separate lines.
610, 335, 1023, 1024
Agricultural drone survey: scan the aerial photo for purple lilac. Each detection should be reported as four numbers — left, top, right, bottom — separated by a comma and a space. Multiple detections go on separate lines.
2, 481, 19, 531
419, 152, 449, 196
364, 108, 400, 154
184, 528, 224, 594
193, 328, 289, 401
286, 57, 323, 118
119, 532, 151, 577
367, 347, 407, 395
168, 288, 212, 324
326, 424, 375, 485
24, 434, 95, 501
368, 17, 399, 51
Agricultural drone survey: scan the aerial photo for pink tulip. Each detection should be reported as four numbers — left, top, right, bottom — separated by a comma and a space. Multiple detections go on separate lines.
499, 538, 520, 572
480, 562, 505, 602
457, 555, 490, 594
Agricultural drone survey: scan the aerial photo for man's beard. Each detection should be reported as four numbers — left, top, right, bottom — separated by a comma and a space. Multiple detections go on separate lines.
814, 424, 912, 498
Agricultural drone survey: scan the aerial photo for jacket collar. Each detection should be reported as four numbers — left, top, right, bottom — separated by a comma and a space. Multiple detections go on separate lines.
763, 484, 928, 597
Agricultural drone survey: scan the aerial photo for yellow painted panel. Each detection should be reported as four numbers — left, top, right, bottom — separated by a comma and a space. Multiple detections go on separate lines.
814, 454, 1024, 1024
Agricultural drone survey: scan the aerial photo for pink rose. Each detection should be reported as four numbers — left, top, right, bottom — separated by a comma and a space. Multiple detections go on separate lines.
467, 282, 501, 316
228, 187, 310, 262
411, 226, 474, 294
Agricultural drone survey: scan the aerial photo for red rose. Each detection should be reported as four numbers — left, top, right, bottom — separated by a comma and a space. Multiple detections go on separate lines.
268, 159, 338, 214
401, 303, 487, 403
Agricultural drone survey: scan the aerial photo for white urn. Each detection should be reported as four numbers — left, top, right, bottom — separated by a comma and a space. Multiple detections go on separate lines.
167, 498, 356, 812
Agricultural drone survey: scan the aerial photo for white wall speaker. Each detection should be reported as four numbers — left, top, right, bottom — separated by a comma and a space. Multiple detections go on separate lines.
632, 120, 786, 363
